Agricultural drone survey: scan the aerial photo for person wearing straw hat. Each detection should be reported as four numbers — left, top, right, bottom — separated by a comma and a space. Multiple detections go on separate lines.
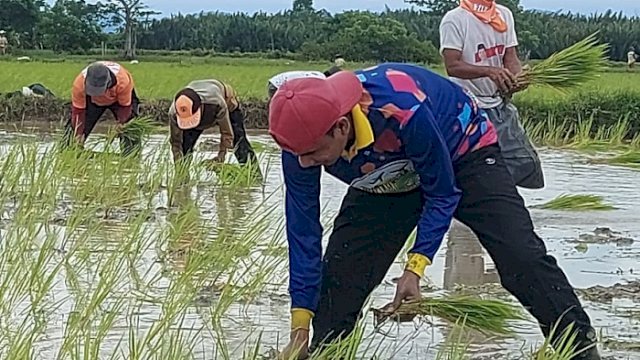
268, 63, 600, 360
439, 0, 544, 190
0, 30, 8, 56
168, 79, 256, 166
63, 61, 141, 155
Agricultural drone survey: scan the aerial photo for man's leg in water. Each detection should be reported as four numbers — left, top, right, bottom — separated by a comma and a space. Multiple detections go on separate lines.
228, 107, 257, 165
310, 188, 423, 350
62, 98, 107, 149
453, 144, 599, 358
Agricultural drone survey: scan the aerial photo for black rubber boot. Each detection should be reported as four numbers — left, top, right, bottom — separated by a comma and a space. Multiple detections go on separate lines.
572, 327, 601, 360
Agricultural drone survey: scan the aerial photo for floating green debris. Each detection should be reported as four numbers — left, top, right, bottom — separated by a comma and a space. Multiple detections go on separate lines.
574, 243, 589, 253
591, 150, 640, 169
535, 194, 615, 211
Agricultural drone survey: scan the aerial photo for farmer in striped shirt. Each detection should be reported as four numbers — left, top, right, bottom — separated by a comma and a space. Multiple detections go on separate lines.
62, 61, 141, 155
268, 63, 599, 360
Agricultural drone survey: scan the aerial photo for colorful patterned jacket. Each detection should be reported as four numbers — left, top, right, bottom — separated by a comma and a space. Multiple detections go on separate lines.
282, 63, 498, 317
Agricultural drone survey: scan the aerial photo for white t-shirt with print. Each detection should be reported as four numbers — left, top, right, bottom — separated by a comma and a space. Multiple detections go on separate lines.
440, 5, 518, 109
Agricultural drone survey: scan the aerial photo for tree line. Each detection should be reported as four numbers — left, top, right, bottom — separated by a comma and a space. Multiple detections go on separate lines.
1, 0, 638, 62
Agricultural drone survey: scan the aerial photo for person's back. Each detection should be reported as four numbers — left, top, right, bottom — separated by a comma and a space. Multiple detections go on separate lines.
353, 62, 492, 161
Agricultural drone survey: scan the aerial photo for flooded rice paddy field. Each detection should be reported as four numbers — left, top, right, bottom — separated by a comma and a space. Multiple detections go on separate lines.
0, 126, 639, 359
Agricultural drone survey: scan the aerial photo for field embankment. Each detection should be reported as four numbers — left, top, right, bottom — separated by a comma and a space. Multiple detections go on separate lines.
1, 60, 640, 136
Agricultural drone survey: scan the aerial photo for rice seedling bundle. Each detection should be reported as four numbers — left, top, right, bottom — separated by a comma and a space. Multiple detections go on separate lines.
372, 295, 527, 336
519, 32, 609, 93
119, 116, 160, 142
535, 194, 615, 211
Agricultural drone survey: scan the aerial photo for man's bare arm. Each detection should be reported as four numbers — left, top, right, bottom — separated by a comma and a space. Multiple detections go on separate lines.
503, 47, 522, 76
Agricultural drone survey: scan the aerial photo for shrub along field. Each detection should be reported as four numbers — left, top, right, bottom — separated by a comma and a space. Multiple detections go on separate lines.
1, 58, 640, 136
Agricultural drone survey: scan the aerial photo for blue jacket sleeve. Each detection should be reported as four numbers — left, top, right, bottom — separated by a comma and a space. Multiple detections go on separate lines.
281, 150, 324, 313
399, 104, 461, 263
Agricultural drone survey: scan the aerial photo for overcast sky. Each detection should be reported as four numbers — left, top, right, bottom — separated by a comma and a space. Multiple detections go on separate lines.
139, 0, 638, 16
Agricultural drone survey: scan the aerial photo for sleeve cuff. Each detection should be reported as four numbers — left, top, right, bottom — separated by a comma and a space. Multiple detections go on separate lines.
291, 308, 314, 330
405, 253, 431, 278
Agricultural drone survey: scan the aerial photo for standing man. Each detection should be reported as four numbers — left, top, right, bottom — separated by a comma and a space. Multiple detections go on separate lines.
168, 79, 256, 166
63, 61, 141, 155
628, 47, 637, 70
0, 30, 8, 56
269, 63, 600, 360
439, 0, 544, 189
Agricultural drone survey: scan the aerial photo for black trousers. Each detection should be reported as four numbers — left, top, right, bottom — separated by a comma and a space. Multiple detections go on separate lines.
182, 107, 257, 165
310, 144, 595, 353
62, 89, 141, 156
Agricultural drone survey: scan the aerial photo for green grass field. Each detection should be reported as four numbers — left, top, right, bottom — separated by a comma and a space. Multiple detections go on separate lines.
2, 57, 639, 101
0, 58, 358, 99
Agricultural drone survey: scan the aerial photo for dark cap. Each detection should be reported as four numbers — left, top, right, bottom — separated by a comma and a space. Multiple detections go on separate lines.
85, 63, 112, 97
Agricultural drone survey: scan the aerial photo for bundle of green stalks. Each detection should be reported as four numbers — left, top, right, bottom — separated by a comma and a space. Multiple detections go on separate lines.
535, 194, 615, 211
117, 116, 160, 142
518, 32, 609, 93
373, 295, 527, 336
592, 150, 640, 169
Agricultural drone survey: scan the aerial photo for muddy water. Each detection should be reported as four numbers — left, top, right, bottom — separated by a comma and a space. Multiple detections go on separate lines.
2, 126, 640, 359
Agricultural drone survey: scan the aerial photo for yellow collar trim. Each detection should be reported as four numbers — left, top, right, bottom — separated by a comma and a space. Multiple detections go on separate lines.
343, 104, 374, 160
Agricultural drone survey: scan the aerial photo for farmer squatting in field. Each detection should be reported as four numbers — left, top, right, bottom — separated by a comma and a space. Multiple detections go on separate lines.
62, 61, 141, 155
168, 79, 257, 166
267, 63, 601, 360
440, 0, 544, 190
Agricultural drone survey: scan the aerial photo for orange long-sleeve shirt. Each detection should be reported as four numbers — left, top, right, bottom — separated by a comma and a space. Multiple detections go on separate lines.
71, 61, 134, 109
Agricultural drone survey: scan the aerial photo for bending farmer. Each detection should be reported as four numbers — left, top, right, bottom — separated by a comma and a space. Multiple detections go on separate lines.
268, 63, 600, 360
169, 79, 256, 165
63, 61, 140, 155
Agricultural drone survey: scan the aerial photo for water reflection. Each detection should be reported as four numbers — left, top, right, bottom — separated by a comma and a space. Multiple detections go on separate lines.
213, 187, 255, 233
165, 184, 202, 272
443, 220, 500, 290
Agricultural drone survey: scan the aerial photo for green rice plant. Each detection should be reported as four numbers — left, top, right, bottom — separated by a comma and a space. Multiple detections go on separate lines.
520, 32, 609, 93
535, 194, 615, 211
522, 115, 571, 148
202, 153, 269, 188
567, 114, 595, 149
373, 295, 528, 337
529, 321, 592, 360
308, 321, 367, 360
435, 317, 473, 360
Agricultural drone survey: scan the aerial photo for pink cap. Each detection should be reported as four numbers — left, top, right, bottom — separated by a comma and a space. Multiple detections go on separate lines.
268, 71, 363, 154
